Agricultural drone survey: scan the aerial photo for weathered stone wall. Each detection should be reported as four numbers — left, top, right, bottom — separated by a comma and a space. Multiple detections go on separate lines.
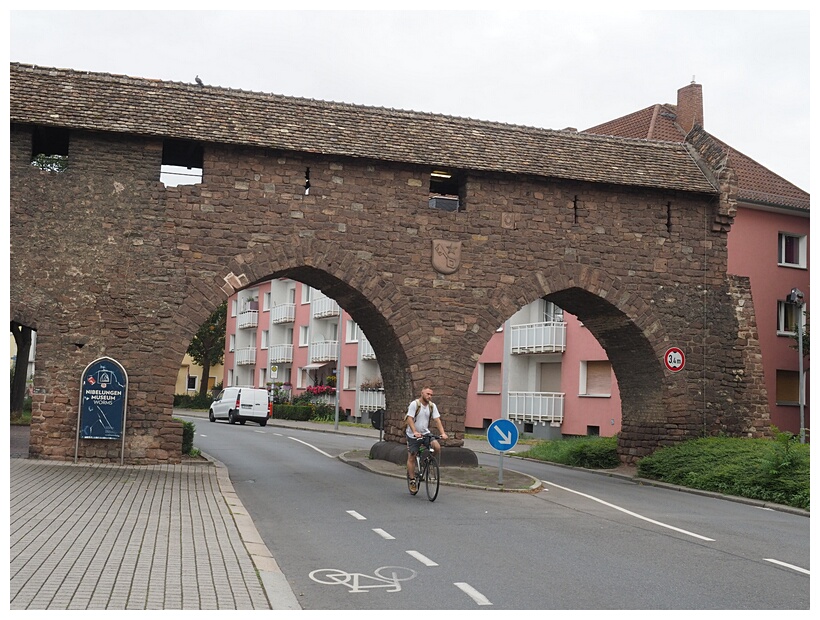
10, 124, 770, 464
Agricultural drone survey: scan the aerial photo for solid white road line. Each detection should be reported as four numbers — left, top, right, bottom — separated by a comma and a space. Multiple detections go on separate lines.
542, 480, 715, 542
287, 436, 334, 458
406, 550, 438, 566
454, 582, 492, 605
764, 558, 810, 575
372, 528, 395, 540
346, 510, 366, 520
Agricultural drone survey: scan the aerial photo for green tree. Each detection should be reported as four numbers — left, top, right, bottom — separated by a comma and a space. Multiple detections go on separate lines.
186, 302, 227, 399
791, 312, 809, 357
10, 321, 34, 418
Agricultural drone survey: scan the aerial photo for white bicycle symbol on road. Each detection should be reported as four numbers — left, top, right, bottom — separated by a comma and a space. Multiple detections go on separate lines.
309, 566, 417, 593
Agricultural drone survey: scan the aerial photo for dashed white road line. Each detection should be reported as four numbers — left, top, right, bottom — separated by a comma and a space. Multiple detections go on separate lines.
454, 582, 492, 605
542, 480, 715, 542
347, 510, 366, 520
406, 550, 438, 566
372, 528, 395, 540
764, 558, 810, 575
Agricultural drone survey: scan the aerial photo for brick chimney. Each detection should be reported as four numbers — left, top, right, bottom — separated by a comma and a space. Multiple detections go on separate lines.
676, 81, 704, 133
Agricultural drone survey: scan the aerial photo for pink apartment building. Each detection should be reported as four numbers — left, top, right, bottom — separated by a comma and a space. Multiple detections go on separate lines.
221, 82, 808, 441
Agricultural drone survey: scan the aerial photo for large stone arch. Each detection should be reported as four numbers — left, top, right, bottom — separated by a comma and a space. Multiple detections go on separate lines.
10, 63, 772, 465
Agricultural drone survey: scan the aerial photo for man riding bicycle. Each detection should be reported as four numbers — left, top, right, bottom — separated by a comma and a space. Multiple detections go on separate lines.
405, 386, 448, 493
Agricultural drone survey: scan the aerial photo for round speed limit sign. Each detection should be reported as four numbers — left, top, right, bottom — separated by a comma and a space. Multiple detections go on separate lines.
664, 347, 685, 372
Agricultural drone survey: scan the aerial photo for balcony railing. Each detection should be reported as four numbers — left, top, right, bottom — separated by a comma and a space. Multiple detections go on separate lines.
312, 296, 340, 319
235, 347, 257, 366
268, 344, 293, 364
310, 340, 338, 363
507, 391, 564, 425
271, 303, 295, 324
359, 337, 376, 360
510, 321, 566, 354
237, 309, 258, 329
358, 389, 385, 412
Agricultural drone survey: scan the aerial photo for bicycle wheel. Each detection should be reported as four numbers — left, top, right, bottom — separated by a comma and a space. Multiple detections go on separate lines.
425, 456, 440, 501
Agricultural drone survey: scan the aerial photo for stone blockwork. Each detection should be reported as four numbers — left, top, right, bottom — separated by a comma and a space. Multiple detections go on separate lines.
9, 65, 771, 464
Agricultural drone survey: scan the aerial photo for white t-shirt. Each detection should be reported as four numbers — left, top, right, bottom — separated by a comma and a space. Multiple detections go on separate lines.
405, 399, 439, 438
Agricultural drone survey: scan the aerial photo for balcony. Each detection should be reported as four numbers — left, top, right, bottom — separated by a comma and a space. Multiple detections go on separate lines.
312, 296, 340, 319
510, 321, 566, 354
359, 337, 376, 360
507, 391, 564, 425
268, 344, 293, 364
271, 303, 295, 324
358, 388, 385, 412
234, 347, 257, 366
237, 309, 258, 329
309, 340, 338, 363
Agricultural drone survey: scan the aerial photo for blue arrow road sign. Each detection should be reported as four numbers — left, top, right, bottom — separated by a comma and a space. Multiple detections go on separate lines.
487, 419, 519, 452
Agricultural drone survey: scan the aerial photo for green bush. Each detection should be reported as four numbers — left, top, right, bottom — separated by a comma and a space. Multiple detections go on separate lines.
517, 435, 619, 469
311, 403, 336, 422
271, 404, 313, 421
173, 393, 214, 410
175, 418, 196, 455
637, 434, 809, 511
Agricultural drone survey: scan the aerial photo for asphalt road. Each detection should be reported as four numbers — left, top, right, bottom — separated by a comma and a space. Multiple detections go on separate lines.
185, 416, 811, 610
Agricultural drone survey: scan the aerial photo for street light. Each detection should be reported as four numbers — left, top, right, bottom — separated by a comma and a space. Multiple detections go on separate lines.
786, 288, 806, 444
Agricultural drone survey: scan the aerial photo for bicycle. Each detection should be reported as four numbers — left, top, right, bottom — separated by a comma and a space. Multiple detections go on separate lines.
407, 434, 440, 501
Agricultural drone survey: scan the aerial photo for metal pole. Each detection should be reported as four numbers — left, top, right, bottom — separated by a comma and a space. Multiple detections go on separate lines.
797, 314, 805, 444
333, 334, 341, 431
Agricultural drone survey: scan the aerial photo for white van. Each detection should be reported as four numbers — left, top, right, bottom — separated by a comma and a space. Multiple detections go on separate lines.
209, 387, 270, 426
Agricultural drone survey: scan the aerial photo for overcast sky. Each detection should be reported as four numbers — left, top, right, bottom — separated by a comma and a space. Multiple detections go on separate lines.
7, 8, 812, 192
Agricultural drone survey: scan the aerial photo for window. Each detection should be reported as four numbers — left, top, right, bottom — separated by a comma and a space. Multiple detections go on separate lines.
778, 233, 806, 268
543, 301, 563, 323
160, 139, 203, 187
580, 361, 611, 397
777, 301, 804, 335
775, 370, 800, 405
429, 169, 464, 211
186, 375, 197, 391
299, 325, 309, 347
231, 300, 237, 317
261, 330, 269, 349
229, 334, 235, 352
479, 363, 502, 393
345, 366, 357, 390
31, 125, 69, 172
301, 285, 312, 304
346, 320, 359, 343
263, 292, 271, 312
259, 369, 267, 388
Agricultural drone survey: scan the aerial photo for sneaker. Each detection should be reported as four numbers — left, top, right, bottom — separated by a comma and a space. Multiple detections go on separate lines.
408, 478, 417, 493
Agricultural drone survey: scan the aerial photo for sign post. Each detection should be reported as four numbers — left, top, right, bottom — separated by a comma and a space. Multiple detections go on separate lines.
76, 357, 128, 464
487, 419, 519, 486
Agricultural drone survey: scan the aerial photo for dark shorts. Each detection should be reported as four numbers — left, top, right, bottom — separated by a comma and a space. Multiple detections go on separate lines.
407, 435, 432, 455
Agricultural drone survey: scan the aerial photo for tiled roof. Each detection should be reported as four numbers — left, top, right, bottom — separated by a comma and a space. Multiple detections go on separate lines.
584, 102, 809, 212
9, 63, 717, 196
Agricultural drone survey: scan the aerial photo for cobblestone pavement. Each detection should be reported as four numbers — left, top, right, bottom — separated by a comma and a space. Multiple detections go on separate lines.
9, 456, 298, 610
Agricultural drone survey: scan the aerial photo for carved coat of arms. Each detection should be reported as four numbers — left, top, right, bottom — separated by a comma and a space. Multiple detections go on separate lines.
432, 239, 462, 275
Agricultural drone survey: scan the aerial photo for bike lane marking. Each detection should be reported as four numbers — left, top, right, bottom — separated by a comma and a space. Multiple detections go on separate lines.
454, 582, 492, 606
373, 528, 395, 540
542, 480, 715, 541
406, 550, 438, 567
347, 510, 366, 520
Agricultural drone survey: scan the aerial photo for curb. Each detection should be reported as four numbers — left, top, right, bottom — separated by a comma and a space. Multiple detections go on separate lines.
338, 451, 543, 493
201, 452, 302, 610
